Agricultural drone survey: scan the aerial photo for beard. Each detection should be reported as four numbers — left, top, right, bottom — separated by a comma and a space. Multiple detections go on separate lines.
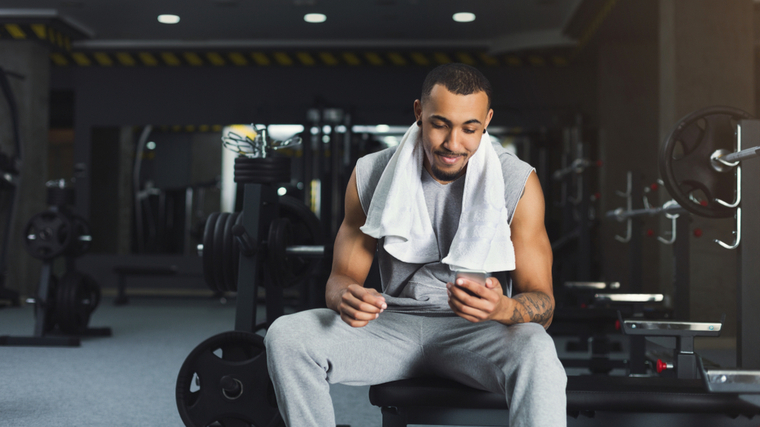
430, 149, 468, 182
430, 163, 465, 182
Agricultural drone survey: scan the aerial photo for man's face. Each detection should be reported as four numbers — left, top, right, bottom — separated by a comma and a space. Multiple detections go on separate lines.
414, 84, 493, 184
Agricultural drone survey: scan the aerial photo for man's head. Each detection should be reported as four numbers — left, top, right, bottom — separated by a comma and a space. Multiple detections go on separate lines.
420, 63, 493, 109
414, 63, 494, 184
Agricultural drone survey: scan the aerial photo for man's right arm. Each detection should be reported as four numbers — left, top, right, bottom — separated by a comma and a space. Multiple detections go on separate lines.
325, 167, 386, 327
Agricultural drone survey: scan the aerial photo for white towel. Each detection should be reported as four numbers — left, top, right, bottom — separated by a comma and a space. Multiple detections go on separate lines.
360, 123, 516, 272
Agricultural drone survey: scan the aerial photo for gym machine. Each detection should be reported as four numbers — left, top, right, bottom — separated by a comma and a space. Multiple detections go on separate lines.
0, 180, 110, 347
550, 118, 601, 284
176, 127, 327, 427
656, 106, 760, 384
0, 67, 23, 307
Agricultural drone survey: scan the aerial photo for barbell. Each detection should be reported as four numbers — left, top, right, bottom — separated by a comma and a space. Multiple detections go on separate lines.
659, 106, 759, 218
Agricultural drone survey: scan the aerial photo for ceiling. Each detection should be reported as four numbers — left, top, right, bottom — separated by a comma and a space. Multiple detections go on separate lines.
0, 0, 583, 54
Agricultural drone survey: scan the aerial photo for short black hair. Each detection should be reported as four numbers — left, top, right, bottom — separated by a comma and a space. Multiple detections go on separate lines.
421, 63, 492, 108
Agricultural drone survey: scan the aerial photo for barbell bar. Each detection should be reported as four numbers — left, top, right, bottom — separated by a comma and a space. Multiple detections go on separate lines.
605, 200, 686, 222
196, 243, 325, 259
712, 146, 760, 168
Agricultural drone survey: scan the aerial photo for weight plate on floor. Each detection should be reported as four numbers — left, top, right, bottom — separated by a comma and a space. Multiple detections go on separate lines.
659, 106, 754, 218
23, 210, 74, 260
35, 275, 58, 333
176, 331, 282, 427
55, 271, 99, 334
202, 213, 220, 292
213, 213, 231, 293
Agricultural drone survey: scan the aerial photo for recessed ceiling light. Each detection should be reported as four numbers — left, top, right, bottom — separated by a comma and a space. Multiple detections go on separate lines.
157, 14, 180, 24
452, 12, 475, 23
304, 13, 326, 23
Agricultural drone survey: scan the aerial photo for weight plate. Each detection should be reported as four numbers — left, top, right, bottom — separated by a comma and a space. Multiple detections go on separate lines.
234, 176, 290, 184
222, 213, 237, 293
234, 157, 291, 165
202, 213, 220, 292
23, 210, 74, 260
176, 331, 281, 427
55, 271, 98, 334
277, 196, 324, 287
660, 106, 753, 218
230, 213, 243, 292
213, 213, 231, 293
35, 275, 58, 333
234, 163, 291, 171
267, 218, 291, 288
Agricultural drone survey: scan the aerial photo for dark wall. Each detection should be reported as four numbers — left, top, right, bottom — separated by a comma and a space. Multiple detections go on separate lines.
52, 63, 597, 128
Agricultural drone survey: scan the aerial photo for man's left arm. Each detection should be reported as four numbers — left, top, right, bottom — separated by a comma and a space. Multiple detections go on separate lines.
447, 172, 555, 328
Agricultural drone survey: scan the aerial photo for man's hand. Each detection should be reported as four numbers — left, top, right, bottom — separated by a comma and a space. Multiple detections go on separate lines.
447, 276, 554, 327
446, 276, 507, 323
336, 284, 387, 327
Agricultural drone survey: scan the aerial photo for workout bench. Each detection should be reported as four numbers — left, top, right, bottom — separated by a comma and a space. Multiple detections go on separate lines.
369, 375, 760, 426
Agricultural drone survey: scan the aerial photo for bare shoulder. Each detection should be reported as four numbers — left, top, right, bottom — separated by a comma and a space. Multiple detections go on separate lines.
512, 172, 545, 228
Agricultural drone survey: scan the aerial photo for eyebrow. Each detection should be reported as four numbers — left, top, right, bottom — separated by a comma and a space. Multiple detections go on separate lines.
430, 115, 482, 126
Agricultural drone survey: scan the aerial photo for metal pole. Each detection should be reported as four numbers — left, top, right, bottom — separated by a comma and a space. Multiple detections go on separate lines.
737, 120, 760, 369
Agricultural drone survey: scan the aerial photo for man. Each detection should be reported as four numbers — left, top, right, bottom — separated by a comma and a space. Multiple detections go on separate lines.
266, 63, 567, 427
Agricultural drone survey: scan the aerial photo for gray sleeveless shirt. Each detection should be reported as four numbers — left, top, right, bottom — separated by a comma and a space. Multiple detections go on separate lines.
355, 142, 534, 314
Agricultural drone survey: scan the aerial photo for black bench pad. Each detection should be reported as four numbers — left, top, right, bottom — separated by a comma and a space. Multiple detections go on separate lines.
369, 376, 760, 416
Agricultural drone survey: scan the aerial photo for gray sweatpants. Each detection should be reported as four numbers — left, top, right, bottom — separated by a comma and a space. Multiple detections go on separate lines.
265, 308, 567, 427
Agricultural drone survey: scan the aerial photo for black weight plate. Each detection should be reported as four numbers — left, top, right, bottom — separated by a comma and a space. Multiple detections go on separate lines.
277, 196, 324, 287
233, 170, 291, 178
234, 157, 291, 165
176, 331, 281, 427
659, 106, 753, 218
222, 213, 237, 293
267, 218, 291, 288
35, 275, 58, 333
234, 162, 291, 171
55, 270, 93, 334
55, 271, 72, 332
202, 213, 220, 292
83, 273, 101, 315
213, 213, 231, 293
234, 176, 290, 184
230, 213, 243, 292
23, 210, 74, 260
68, 273, 98, 333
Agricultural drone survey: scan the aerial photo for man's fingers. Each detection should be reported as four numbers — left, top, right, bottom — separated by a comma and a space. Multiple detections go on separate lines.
340, 312, 370, 328
342, 291, 384, 313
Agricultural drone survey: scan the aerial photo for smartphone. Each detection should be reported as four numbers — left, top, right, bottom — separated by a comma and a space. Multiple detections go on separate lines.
455, 269, 488, 286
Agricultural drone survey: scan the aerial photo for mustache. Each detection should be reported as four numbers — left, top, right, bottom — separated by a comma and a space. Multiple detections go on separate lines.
433, 149, 468, 157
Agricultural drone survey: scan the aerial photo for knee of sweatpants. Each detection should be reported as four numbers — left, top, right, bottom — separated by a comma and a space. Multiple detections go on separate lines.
510, 323, 566, 386
264, 313, 303, 365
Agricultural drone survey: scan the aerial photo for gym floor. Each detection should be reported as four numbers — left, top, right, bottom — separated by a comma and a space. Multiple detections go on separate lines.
1, 295, 758, 427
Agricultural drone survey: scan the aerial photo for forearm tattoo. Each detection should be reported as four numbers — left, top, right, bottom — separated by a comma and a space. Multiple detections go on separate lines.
510, 292, 554, 327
